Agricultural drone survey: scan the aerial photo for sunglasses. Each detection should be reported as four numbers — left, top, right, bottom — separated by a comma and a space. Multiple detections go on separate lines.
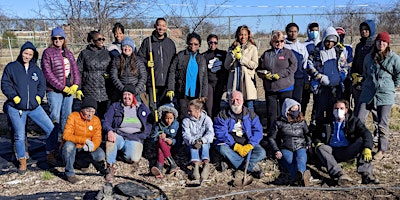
274, 40, 285, 44
94, 38, 105, 42
208, 41, 218, 45
189, 43, 199, 46
52, 37, 65, 41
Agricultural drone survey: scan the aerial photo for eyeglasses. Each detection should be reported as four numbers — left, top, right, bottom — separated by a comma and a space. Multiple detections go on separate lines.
274, 40, 285, 44
208, 41, 218, 45
189, 43, 199, 46
52, 37, 64, 41
94, 38, 105, 42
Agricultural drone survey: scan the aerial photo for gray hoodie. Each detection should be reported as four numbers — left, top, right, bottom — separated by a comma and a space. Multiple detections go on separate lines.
281, 98, 301, 120
182, 110, 214, 145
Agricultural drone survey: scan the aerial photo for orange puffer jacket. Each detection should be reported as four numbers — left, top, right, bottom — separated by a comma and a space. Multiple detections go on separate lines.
62, 111, 102, 150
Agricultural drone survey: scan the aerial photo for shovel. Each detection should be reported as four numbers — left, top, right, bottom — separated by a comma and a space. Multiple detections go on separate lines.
233, 150, 253, 187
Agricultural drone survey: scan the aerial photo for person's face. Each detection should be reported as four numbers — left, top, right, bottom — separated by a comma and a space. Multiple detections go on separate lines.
188, 105, 201, 119
52, 35, 65, 48
155, 20, 167, 37
122, 45, 133, 56
114, 28, 124, 43
163, 112, 174, 126
122, 92, 134, 106
310, 27, 319, 32
333, 102, 348, 115
324, 40, 335, 49
93, 33, 105, 48
188, 37, 200, 52
287, 26, 298, 41
230, 92, 243, 114
272, 38, 285, 49
208, 37, 218, 51
22, 49, 34, 64
360, 25, 370, 38
376, 40, 388, 52
238, 29, 249, 45
81, 107, 95, 121
288, 105, 299, 112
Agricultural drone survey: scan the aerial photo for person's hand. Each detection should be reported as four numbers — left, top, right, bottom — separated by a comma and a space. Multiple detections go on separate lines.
315, 142, 324, 152
363, 148, 372, 162
160, 132, 166, 139
147, 60, 154, 68
13, 96, 21, 104
275, 151, 282, 159
85, 139, 94, 152
76, 90, 84, 101
272, 73, 280, 80
351, 73, 363, 85
70, 84, 79, 94
166, 91, 174, 100
107, 131, 116, 143
265, 72, 273, 80
36, 96, 41, 105
63, 86, 71, 95
165, 138, 173, 145
233, 143, 243, 155
193, 139, 203, 149
232, 45, 242, 60
241, 144, 254, 157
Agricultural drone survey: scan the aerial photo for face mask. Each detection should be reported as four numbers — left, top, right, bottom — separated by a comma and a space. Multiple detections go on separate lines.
289, 110, 300, 119
308, 31, 319, 40
333, 109, 346, 119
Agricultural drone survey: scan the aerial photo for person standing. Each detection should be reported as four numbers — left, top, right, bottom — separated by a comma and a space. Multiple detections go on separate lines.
335, 27, 353, 103
77, 31, 111, 119
138, 18, 176, 110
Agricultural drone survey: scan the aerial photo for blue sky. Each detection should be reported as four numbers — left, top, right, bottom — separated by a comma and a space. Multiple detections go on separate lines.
1, 0, 395, 33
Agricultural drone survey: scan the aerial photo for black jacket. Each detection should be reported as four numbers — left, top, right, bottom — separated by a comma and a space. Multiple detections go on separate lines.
110, 56, 147, 95
202, 49, 227, 87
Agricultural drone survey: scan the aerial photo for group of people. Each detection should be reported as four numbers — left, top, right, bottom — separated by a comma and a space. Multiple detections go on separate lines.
2, 17, 399, 187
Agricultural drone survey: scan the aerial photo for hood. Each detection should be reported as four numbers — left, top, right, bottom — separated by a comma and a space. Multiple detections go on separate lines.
321, 26, 339, 48
281, 98, 301, 119
158, 103, 178, 120
360, 20, 376, 37
306, 22, 321, 43
17, 41, 39, 65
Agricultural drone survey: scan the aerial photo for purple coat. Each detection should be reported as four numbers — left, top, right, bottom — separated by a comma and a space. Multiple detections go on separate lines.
41, 47, 81, 92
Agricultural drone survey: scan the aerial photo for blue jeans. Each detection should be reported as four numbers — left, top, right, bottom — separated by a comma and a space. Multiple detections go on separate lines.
6, 104, 58, 158
106, 134, 143, 164
47, 91, 73, 138
189, 143, 210, 162
279, 148, 307, 180
245, 100, 254, 111
218, 144, 266, 172
62, 141, 105, 176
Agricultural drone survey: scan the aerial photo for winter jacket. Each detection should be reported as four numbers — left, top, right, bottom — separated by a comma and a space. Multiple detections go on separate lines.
284, 40, 309, 79
360, 50, 400, 106
167, 49, 208, 99
137, 32, 176, 87
214, 107, 263, 147
267, 98, 311, 152
202, 48, 228, 87
352, 20, 376, 75
312, 113, 373, 150
1, 42, 45, 110
62, 111, 102, 150
102, 102, 153, 143
41, 47, 81, 92
259, 48, 297, 92
77, 45, 111, 102
152, 120, 179, 145
225, 43, 258, 100
182, 110, 214, 145
110, 55, 147, 95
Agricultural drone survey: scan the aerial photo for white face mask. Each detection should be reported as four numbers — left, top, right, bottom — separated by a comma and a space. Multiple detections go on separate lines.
333, 108, 346, 119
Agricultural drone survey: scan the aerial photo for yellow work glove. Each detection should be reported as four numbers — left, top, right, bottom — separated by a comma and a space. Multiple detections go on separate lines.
315, 142, 324, 151
272, 73, 280, 80
76, 90, 84, 101
265, 72, 273, 80
363, 148, 372, 162
233, 143, 244, 156
13, 96, 21, 104
63, 86, 71, 95
69, 84, 79, 94
241, 144, 254, 157
36, 96, 41, 105
232, 45, 242, 60
166, 91, 174, 100
316, 73, 323, 80
147, 60, 154, 68
351, 73, 363, 85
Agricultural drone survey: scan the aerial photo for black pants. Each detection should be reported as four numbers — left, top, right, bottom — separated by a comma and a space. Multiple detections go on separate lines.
265, 90, 292, 132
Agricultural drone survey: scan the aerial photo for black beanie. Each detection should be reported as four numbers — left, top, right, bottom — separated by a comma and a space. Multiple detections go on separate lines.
122, 84, 136, 95
81, 96, 97, 110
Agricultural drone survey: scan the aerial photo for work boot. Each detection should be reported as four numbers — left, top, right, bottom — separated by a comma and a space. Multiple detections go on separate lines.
67, 175, 79, 184
151, 162, 164, 178
93, 161, 107, 175
362, 173, 380, 184
46, 150, 58, 166
374, 151, 385, 160
220, 161, 229, 172
192, 162, 200, 180
166, 156, 179, 173
18, 157, 27, 175
201, 162, 210, 180
337, 173, 353, 186
302, 170, 311, 187
251, 164, 263, 179
105, 164, 115, 183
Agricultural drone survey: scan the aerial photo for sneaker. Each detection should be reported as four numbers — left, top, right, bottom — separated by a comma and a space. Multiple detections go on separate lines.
220, 161, 229, 172
303, 170, 311, 187
67, 175, 79, 184
251, 164, 263, 179
362, 173, 380, 184
337, 173, 353, 186
374, 151, 385, 160
201, 163, 210, 180
105, 164, 114, 183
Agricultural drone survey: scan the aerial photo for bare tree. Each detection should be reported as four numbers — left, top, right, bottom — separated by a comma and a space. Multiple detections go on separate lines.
377, 4, 400, 34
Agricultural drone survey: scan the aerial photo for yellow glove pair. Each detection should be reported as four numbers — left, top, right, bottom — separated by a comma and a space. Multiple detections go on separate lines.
351, 73, 363, 85
63, 85, 84, 100
265, 72, 280, 80
363, 148, 372, 162
232, 45, 242, 60
233, 143, 254, 157
166, 91, 174, 100
13, 96, 42, 105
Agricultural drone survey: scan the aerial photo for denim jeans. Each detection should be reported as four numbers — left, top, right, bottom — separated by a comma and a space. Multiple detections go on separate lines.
279, 148, 307, 180
47, 91, 73, 138
245, 100, 254, 111
62, 141, 105, 177
218, 144, 266, 172
189, 143, 210, 162
6, 104, 58, 158
106, 134, 143, 164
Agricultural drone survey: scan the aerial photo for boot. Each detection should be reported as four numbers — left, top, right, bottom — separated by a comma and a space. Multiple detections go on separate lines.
166, 156, 179, 173
105, 164, 114, 183
47, 150, 58, 166
303, 170, 311, 187
337, 173, 353, 186
18, 158, 27, 175
151, 162, 164, 178
201, 162, 210, 180
192, 162, 200, 180
93, 161, 107, 175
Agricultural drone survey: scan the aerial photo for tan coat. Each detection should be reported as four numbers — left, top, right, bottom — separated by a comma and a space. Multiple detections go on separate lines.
225, 43, 259, 100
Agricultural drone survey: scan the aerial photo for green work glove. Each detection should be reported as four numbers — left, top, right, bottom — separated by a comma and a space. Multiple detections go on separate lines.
69, 84, 79, 94
76, 90, 84, 101
147, 60, 154, 68
363, 148, 372, 162
36, 96, 41, 105
13, 96, 21, 104
166, 91, 174, 100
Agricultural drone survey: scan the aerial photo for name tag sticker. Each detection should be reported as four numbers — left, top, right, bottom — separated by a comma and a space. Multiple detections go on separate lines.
278, 56, 285, 60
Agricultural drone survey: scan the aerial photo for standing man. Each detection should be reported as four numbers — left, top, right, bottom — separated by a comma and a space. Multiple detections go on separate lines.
335, 27, 353, 103
108, 23, 136, 58
138, 18, 177, 110
284, 23, 309, 104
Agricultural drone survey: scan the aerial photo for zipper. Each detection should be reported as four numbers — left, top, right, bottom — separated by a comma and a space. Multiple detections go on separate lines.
160, 43, 164, 81
26, 67, 30, 109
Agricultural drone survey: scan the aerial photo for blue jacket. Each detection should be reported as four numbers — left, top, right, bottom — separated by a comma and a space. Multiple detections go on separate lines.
152, 120, 179, 145
1, 41, 45, 110
214, 107, 263, 147
102, 102, 153, 142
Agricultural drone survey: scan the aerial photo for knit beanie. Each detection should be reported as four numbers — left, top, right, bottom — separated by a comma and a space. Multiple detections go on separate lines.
122, 84, 136, 95
376, 32, 390, 45
121, 36, 136, 50
51, 27, 66, 38
335, 27, 346, 35
81, 96, 97, 110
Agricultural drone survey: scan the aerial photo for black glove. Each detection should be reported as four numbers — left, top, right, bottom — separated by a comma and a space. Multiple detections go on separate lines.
193, 139, 203, 149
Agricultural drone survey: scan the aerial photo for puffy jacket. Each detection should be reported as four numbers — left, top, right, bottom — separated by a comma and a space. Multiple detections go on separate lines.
352, 20, 376, 75
202, 48, 228, 86
1, 42, 45, 110
77, 45, 111, 102
110, 55, 147, 95
62, 111, 102, 150
137, 32, 176, 87
182, 110, 214, 145
102, 102, 153, 143
152, 120, 179, 145
41, 47, 81, 92
214, 107, 263, 147
284, 40, 309, 79
167, 49, 208, 99
259, 48, 297, 92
